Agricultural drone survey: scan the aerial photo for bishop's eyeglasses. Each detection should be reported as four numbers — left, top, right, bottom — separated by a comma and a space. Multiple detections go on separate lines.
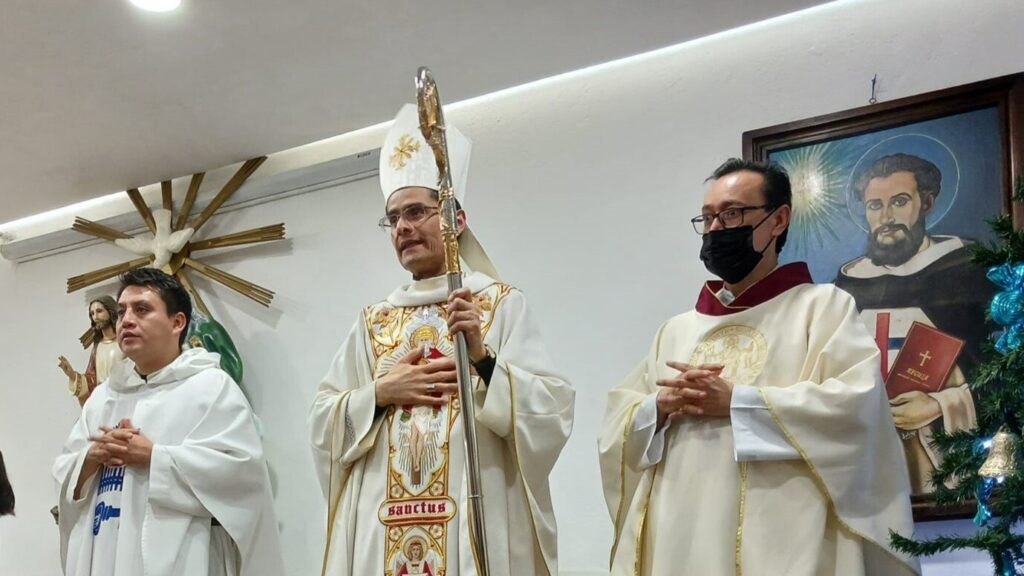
378, 204, 441, 231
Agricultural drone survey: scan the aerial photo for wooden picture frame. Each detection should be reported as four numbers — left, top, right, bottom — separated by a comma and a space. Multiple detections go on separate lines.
744, 73, 1024, 521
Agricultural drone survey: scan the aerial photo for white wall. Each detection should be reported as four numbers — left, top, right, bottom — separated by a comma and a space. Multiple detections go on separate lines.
2, 0, 1023, 574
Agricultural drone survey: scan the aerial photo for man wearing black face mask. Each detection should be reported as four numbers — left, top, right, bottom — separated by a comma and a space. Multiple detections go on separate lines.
600, 159, 918, 576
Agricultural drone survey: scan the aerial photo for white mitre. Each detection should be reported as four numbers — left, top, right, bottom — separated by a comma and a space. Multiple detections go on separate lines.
379, 104, 500, 281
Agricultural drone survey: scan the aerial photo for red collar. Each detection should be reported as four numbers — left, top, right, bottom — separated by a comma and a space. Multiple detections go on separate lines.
695, 262, 813, 316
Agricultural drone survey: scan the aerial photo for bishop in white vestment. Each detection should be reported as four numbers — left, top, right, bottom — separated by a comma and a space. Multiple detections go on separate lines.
309, 104, 574, 576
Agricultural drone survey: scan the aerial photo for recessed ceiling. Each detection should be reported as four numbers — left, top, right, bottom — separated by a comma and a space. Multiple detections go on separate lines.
0, 0, 829, 223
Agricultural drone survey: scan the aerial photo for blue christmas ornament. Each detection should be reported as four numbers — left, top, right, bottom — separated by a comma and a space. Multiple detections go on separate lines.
999, 549, 1024, 576
987, 263, 1024, 353
973, 437, 997, 527
974, 476, 999, 526
991, 290, 1023, 326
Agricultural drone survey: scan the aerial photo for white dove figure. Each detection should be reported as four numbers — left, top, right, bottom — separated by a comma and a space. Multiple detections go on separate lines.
115, 208, 194, 270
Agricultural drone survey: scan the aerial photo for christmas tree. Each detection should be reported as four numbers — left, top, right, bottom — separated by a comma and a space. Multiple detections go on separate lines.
891, 177, 1024, 575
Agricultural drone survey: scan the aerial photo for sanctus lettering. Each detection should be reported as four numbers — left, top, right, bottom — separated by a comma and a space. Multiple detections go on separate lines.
378, 496, 457, 526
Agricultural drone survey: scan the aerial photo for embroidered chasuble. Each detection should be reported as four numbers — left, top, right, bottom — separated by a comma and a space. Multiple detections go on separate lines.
599, 263, 919, 576
310, 272, 574, 576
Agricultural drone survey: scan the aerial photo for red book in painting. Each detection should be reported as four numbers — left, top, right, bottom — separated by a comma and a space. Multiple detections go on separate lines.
885, 321, 964, 399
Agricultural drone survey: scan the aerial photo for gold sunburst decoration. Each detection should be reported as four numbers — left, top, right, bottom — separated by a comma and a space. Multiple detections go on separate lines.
67, 157, 285, 346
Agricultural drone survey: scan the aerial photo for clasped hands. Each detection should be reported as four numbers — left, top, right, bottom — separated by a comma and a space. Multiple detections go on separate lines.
86, 418, 153, 469
655, 362, 734, 428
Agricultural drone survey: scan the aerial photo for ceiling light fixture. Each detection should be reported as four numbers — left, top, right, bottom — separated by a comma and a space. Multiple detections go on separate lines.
129, 0, 181, 12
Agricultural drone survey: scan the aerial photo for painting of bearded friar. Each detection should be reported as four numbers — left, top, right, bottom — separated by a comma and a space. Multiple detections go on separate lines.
835, 152, 994, 495
748, 79, 1021, 514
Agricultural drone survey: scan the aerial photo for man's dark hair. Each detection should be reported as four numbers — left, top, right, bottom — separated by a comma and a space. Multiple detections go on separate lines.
383, 189, 463, 216
854, 153, 941, 201
707, 158, 792, 253
89, 295, 119, 344
0, 451, 14, 517
117, 268, 192, 348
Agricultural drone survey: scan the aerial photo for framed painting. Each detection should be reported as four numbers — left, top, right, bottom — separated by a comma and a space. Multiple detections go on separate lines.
744, 73, 1024, 520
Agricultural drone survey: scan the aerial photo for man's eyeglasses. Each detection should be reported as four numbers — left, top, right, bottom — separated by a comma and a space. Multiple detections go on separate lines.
378, 204, 441, 231
690, 205, 770, 235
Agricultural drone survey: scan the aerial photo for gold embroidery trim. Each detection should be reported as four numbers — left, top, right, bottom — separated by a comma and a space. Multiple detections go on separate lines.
467, 497, 485, 574
508, 362, 554, 576
321, 389, 354, 576
364, 304, 411, 366
381, 388, 458, 573
627, 322, 669, 576
634, 502, 649, 576
363, 284, 512, 369
735, 462, 749, 576
474, 285, 508, 336
365, 283, 513, 575
757, 388, 917, 574
609, 401, 641, 566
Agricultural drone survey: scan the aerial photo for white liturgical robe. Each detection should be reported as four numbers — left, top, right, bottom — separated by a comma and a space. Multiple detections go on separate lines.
53, 348, 285, 576
600, 263, 920, 576
309, 272, 574, 576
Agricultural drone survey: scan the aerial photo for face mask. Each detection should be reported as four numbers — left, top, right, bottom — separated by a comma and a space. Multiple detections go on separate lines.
699, 209, 777, 284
